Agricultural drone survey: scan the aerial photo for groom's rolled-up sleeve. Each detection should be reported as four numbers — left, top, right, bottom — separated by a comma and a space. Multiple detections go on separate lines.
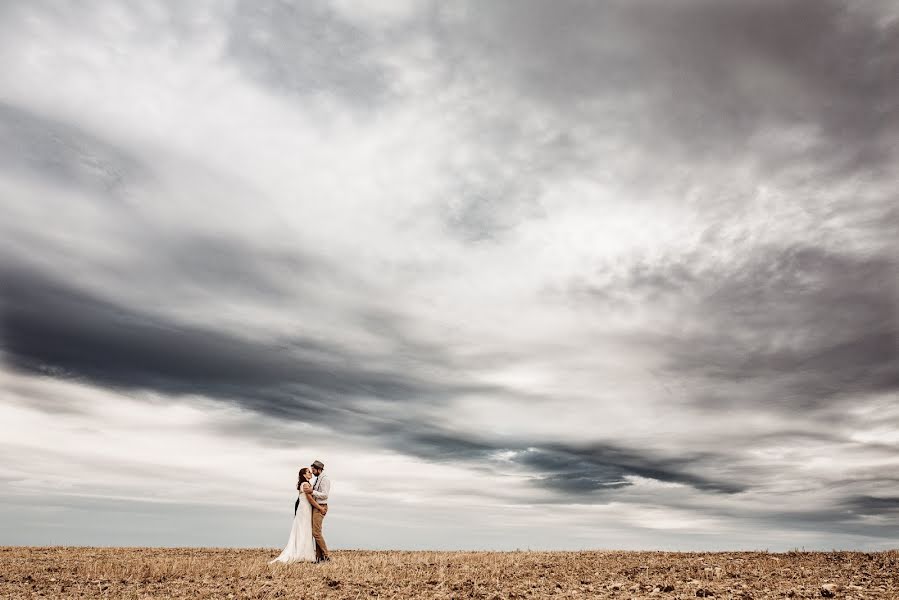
312, 478, 330, 502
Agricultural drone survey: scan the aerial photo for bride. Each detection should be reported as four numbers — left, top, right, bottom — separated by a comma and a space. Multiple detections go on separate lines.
271, 467, 324, 563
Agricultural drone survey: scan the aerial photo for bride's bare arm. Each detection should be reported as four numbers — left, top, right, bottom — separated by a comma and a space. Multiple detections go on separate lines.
302, 483, 325, 513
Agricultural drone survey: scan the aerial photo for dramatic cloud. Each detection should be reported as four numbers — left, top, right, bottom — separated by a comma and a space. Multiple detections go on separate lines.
1, 0, 897, 549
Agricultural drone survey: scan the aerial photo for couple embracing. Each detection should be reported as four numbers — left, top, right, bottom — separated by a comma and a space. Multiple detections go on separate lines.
271, 459, 331, 563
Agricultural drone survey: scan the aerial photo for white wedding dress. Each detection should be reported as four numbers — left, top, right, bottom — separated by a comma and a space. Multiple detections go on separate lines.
271, 486, 316, 563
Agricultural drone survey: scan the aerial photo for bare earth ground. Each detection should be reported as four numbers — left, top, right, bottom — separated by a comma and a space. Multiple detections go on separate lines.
1, 547, 897, 599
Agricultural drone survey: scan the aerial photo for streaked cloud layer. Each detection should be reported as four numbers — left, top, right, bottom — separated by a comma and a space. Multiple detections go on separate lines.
1, 0, 897, 550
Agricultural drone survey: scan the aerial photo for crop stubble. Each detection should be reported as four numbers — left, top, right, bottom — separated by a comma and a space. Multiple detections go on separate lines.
1, 547, 897, 599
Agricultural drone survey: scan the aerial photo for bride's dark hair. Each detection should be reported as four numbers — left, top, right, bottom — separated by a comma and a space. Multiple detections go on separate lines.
297, 467, 312, 490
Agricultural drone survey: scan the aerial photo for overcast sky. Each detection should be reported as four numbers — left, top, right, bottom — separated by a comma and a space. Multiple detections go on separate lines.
1, 0, 898, 551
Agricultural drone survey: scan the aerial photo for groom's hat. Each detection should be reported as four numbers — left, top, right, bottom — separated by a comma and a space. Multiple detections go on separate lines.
311, 460, 325, 469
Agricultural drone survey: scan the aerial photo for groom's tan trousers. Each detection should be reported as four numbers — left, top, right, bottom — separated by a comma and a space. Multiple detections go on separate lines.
312, 507, 329, 560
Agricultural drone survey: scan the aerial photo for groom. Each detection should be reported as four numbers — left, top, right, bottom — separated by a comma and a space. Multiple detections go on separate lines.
310, 460, 331, 562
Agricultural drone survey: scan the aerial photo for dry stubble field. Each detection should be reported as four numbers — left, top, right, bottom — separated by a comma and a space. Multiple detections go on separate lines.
1, 547, 897, 599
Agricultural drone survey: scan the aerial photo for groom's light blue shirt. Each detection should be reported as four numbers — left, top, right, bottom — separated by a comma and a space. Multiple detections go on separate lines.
312, 473, 330, 504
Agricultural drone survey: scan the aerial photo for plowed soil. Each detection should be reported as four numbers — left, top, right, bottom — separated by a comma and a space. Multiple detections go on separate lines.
1, 547, 897, 599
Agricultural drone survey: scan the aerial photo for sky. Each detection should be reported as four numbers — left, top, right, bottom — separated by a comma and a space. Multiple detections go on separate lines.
1, 0, 897, 551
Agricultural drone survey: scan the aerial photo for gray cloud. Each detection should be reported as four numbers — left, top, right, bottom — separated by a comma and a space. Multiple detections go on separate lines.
573, 244, 899, 412
0, 265, 475, 417
844, 495, 899, 516
446, 0, 899, 169
666, 248, 898, 410
379, 0, 899, 249
345, 421, 758, 500
226, 0, 390, 106
0, 101, 151, 199
514, 444, 745, 495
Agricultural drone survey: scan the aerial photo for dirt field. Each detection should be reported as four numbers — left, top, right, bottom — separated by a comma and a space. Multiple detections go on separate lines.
1, 547, 897, 599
